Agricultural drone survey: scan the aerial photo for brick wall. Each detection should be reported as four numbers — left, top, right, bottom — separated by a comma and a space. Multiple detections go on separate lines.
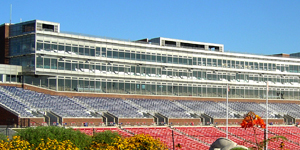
19, 118, 45, 127
62, 118, 103, 127
169, 118, 201, 126
119, 118, 154, 126
214, 118, 284, 125
0, 106, 18, 125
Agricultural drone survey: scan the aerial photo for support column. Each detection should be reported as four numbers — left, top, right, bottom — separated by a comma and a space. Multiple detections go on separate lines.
2, 74, 6, 82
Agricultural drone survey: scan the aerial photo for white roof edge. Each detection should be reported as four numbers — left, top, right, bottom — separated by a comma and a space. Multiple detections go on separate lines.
154, 37, 224, 46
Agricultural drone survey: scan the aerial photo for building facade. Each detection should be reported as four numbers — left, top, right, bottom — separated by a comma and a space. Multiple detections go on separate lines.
3, 19, 300, 100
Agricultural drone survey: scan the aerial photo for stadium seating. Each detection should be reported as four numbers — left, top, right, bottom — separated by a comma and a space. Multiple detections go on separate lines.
268, 126, 300, 147
219, 126, 300, 149
0, 86, 92, 117
175, 100, 236, 118
174, 126, 254, 148
0, 89, 34, 117
128, 99, 192, 118
74, 97, 145, 118
268, 103, 300, 118
3, 85, 300, 149
228, 102, 276, 118
124, 127, 210, 150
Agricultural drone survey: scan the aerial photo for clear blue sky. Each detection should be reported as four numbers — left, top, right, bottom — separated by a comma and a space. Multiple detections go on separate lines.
1, 0, 300, 55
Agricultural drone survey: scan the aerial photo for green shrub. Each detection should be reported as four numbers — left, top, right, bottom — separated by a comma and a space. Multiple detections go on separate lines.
92, 130, 121, 145
15, 126, 92, 149
0, 133, 7, 141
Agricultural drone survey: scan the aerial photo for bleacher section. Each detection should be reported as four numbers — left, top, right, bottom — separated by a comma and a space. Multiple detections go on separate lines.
3, 86, 300, 149
73, 126, 300, 149
129, 99, 192, 118
174, 126, 254, 148
268, 126, 300, 147
228, 102, 276, 118
1, 86, 92, 117
124, 127, 210, 150
0, 89, 34, 117
175, 100, 235, 118
268, 103, 300, 118
1, 86, 300, 125
74, 97, 146, 118
219, 126, 300, 149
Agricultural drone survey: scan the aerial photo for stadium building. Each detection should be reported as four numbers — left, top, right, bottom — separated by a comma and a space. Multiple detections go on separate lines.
1, 19, 300, 100
1, 19, 300, 149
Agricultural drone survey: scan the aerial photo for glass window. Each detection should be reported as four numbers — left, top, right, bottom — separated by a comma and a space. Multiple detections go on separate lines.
84, 48, 90, 56
72, 62, 78, 71
90, 48, 95, 56
107, 49, 112, 58
218, 59, 222, 67
249, 62, 253, 70
44, 58, 50, 69
50, 58, 57, 69
36, 57, 43, 68
146, 54, 151, 61
151, 55, 156, 62
259, 63, 263, 70
193, 57, 197, 65
58, 61, 64, 70
102, 48, 106, 57
157, 55, 161, 63
202, 58, 206, 66
65, 61, 71, 70
183, 58, 187, 65
162, 56, 167, 63
187, 58, 192, 65
113, 51, 119, 58
37, 43, 43, 50
66, 46, 71, 53
58, 45, 64, 51
79, 47, 84, 55
174, 57, 178, 64
125, 52, 130, 60
136, 54, 141, 61
119, 52, 125, 59
179, 57, 183, 64
50, 44, 57, 50
44, 43, 50, 51
227, 60, 231, 68
131, 53, 135, 60
141, 54, 146, 61
207, 58, 211, 66
241, 61, 245, 69
232, 61, 235, 68
255, 62, 259, 70
96, 47, 101, 56
72, 47, 78, 54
